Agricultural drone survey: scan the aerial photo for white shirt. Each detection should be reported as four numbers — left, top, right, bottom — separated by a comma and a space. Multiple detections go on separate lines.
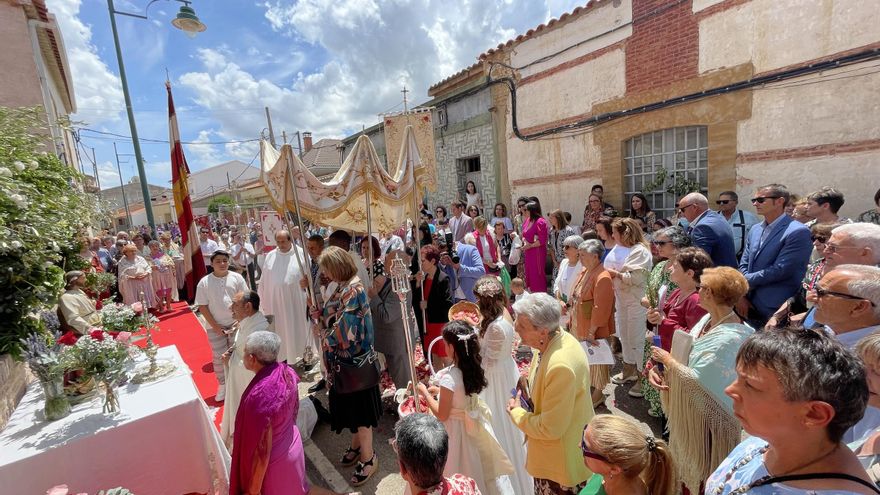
195, 271, 247, 327
200, 239, 220, 267
230, 241, 255, 265
723, 208, 759, 255
380, 234, 404, 255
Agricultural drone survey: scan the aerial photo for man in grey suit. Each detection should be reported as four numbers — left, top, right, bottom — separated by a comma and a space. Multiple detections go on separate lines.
678, 192, 738, 267
448, 199, 474, 243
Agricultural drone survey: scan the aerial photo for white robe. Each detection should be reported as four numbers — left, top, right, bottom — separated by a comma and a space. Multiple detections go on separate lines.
220, 311, 270, 446
258, 246, 309, 363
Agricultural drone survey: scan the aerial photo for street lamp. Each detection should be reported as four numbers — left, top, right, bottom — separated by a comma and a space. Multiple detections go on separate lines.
106, 0, 206, 234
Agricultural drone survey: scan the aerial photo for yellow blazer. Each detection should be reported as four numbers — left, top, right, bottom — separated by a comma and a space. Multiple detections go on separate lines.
510, 330, 594, 487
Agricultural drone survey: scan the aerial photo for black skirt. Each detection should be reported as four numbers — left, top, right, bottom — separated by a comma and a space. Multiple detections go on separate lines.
328, 384, 382, 434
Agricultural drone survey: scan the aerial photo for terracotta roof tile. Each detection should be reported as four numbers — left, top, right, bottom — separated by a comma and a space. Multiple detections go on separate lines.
478, 1, 602, 60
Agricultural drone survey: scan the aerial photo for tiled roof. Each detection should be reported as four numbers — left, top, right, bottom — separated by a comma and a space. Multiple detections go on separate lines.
302, 138, 343, 170
428, 61, 483, 93
478, 1, 602, 60
23, 0, 75, 112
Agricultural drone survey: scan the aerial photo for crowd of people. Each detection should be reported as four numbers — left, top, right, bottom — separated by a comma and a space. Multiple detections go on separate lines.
63, 182, 880, 494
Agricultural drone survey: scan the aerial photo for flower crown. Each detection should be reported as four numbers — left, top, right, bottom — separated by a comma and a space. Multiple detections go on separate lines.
474, 277, 503, 298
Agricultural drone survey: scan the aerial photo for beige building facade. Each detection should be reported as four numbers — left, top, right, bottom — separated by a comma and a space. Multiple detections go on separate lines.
0, 0, 80, 171
473, 0, 880, 224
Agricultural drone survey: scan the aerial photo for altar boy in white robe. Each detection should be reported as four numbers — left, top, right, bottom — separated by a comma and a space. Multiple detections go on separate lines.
219, 290, 269, 447
257, 230, 309, 364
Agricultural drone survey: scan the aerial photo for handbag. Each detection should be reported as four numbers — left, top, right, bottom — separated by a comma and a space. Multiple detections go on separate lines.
508, 235, 523, 265
329, 350, 380, 394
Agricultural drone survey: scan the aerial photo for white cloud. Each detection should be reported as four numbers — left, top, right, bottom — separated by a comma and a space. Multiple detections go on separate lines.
96, 160, 121, 189
180, 0, 583, 149
46, 0, 125, 124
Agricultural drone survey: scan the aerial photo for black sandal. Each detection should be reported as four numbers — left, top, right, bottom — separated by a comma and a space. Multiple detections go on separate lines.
350, 453, 378, 487
340, 446, 360, 466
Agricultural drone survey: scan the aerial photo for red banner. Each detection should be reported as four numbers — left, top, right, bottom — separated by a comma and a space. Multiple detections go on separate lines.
167, 81, 207, 300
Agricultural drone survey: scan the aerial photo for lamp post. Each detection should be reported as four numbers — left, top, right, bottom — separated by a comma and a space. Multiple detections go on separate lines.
106, 0, 206, 234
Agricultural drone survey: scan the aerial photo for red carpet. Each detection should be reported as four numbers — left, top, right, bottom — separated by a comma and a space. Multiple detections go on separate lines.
133, 302, 224, 430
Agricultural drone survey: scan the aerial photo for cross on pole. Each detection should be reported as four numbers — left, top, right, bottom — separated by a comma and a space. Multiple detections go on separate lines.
401, 86, 409, 113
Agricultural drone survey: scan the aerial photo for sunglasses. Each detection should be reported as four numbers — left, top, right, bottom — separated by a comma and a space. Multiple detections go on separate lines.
716, 200, 731, 205
652, 240, 671, 246
750, 196, 781, 204
811, 235, 827, 243
580, 435, 609, 463
813, 286, 875, 306
677, 204, 696, 212
824, 242, 862, 254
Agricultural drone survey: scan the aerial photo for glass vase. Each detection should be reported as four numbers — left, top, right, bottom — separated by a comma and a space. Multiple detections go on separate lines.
41, 376, 71, 421
101, 379, 120, 414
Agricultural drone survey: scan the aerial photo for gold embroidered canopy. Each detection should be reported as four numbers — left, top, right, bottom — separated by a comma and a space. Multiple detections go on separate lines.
260, 125, 436, 233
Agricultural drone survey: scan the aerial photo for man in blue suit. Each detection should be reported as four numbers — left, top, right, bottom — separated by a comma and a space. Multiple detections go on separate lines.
679, 192, 738, 267
439, 234, 484, 302
738, 184, 813, 327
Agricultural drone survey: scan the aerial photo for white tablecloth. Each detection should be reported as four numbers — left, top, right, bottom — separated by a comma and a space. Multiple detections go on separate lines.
0, 346, 230, 495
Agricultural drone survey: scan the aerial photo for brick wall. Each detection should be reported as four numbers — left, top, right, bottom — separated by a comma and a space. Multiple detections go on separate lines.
0, 355, 30, 431
625, 0, 699, 94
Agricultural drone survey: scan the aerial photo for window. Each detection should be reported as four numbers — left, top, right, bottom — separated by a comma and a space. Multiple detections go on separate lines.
623, 126, 708, 220
461, 156, 480, 173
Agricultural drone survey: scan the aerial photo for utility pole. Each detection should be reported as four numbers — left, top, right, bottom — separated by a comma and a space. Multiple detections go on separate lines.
107, 0, 155, 233
90, 147, 101, 191
265, 107, 277, 148
295, 131, 304, 160
113, 142, 132, 230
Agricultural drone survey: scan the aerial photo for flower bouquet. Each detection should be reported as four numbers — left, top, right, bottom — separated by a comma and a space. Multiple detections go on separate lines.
85, 272, 116, 295
98, 301, 157, 335
21, 330, 70, 420
60, 331, 131, 413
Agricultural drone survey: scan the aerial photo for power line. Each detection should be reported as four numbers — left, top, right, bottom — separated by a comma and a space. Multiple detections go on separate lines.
77, 127, 262, 145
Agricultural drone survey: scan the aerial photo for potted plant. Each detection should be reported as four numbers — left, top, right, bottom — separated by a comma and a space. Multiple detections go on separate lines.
60, 331, 131, 413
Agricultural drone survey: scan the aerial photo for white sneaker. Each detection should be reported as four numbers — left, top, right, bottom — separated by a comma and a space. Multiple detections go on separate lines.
611, 372, 638, 385
215, 384, 226, 402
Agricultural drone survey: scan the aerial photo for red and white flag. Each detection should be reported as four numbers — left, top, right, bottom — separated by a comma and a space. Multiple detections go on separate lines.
167, 81, 206, 299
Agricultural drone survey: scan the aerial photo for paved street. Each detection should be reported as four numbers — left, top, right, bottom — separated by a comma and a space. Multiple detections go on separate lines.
294, 356, 664, 494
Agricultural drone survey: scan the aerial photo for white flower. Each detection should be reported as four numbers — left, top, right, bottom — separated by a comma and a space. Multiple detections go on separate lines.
28, 160, 38, 169
13, 161, 25, 171
0, 167, 11, 177
11, 240, 22, 249
9, 193, 27, 208
50, 241, 59, 252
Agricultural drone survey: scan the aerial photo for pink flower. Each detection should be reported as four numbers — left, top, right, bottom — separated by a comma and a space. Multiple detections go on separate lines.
115, 331, 132, 344
131, 302, 144, 314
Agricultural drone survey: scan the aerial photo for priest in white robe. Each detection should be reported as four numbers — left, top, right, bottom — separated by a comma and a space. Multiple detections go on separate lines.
220, 290, 270, 447
257, 230, 309, 364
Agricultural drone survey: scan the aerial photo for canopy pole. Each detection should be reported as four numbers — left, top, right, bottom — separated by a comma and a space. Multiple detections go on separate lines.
365, 190, 374, 284
282, 145, 315, 309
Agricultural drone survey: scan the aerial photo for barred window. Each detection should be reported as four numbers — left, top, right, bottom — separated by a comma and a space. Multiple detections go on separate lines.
623, 126, 708, 220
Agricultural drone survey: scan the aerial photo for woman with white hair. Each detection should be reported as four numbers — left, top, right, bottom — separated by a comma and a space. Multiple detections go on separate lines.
230, 331, 308, 495
569, 239, 615, 408
554, 235, 586, 325
507, 292, 593, 494
116, 243, 157, 308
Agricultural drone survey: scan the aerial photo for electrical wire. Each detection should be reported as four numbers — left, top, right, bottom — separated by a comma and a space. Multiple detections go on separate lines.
77, 127, 261, 145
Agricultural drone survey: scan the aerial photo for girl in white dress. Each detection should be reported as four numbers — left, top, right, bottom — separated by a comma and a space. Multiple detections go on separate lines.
474, 276, 532, 494
418, 320, 515, 495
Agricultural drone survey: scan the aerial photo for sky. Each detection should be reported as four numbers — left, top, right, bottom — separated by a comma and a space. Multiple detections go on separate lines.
46, 0, 586, 195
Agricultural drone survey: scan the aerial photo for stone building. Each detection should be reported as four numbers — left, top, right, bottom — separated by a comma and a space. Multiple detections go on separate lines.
466, 0, 880, 224
425, 64, 510, 214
